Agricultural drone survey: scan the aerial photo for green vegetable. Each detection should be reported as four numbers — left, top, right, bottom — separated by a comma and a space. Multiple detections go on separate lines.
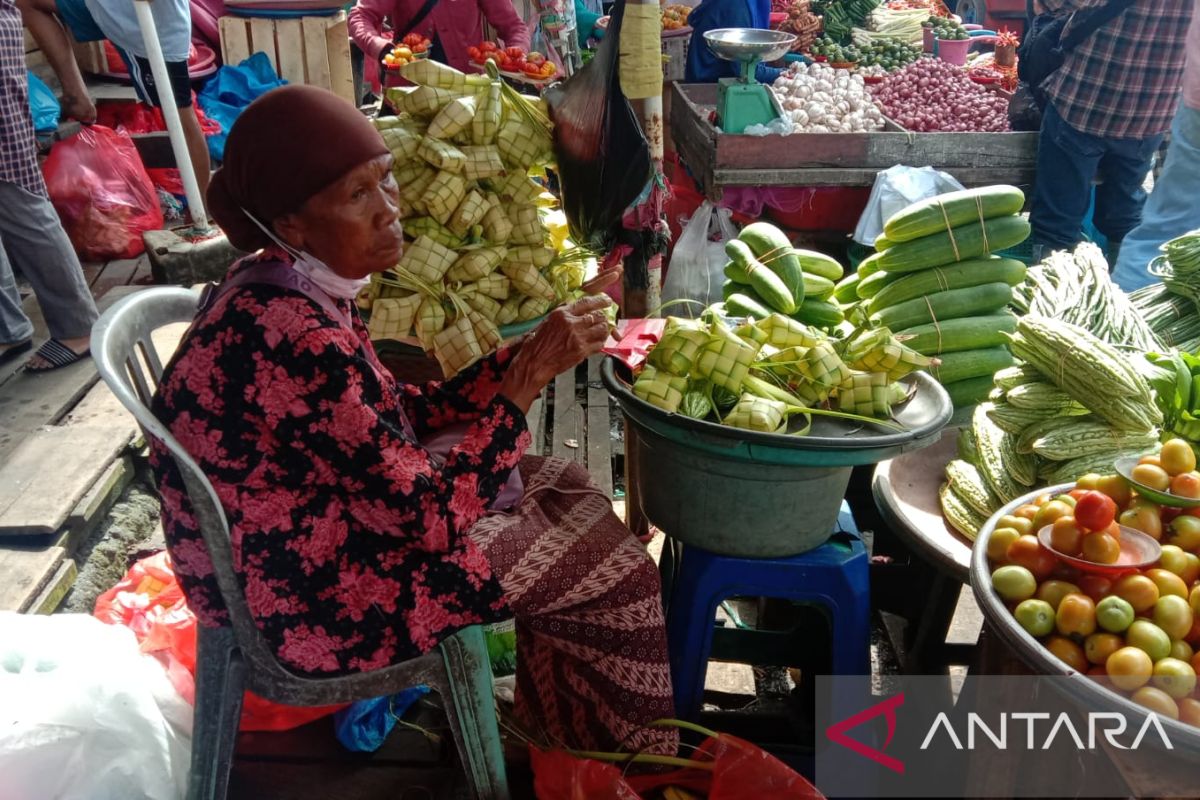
877, 216, 1032, 273
869, 282, 1014, 331
896, 312, 1017, 355
929, 347, 1015, 385
725, 239, 797, 314
867, 258, 1027, 314
738, 222, 806, 306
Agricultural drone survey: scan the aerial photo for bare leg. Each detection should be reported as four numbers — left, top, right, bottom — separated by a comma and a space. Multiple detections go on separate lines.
180, 105, 211, 206
16, 0, 96, 123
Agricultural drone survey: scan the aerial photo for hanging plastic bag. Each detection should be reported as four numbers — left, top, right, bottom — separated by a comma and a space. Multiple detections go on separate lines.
544, 0, 652, 249
662, 200, 738, 314
852, 165, 964, 247
94, 551, 348, 732
0, 613, 192, 800
42, 125, 164, 261
26, 70, 60, 133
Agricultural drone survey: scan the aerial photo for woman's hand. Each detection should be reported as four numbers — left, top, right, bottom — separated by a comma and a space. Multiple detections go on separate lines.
499, 295, 613, 411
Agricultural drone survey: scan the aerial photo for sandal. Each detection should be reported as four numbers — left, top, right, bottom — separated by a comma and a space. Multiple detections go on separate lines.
0, 339, 32, 365
23, 339, 90, 373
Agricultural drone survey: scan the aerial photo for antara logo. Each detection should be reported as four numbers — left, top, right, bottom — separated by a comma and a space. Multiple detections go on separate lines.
919, 711, 1175, 751
825, 693, 906, 774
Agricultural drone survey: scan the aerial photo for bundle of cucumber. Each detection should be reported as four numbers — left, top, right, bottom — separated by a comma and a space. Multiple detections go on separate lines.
940, 316, 1163, 540
834, 185, 1032, 408
720, 222, 847, 331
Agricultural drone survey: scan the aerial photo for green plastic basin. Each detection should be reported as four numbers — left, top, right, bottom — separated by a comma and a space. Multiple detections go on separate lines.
604, 358, 952, 557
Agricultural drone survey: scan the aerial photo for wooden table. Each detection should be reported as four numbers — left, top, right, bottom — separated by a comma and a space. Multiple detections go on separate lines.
670, 82, 1038, 198
872, 426, 976, 671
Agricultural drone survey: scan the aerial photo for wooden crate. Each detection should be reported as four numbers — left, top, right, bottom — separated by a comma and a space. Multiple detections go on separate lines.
670, 82, 1038, 196
219, 12, 354, 105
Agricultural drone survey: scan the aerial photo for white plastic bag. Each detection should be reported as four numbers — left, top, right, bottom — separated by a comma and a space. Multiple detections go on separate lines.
0, 613, 193, 800
663, 200, 738, 315
853, 165, 965, 246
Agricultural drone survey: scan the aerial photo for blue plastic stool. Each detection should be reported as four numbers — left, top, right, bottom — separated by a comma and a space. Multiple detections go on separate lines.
663, 503, 870, 720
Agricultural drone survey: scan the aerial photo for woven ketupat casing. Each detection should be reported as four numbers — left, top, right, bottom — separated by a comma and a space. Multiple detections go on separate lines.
399, 235, 458, 284
367, 294, 423, 340
723, 394, 786, 432
633, 366, 688, 413
421, 171, 469, 225
694, 329, 757, 394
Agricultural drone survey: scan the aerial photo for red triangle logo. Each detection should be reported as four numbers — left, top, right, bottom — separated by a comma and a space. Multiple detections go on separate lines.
825, 692, 906, 774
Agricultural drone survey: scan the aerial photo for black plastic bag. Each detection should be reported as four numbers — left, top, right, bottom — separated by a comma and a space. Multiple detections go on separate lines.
544, 0, 653, 250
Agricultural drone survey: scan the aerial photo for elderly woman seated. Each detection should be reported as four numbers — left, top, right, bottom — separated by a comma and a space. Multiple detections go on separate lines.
150, 85, 676, 755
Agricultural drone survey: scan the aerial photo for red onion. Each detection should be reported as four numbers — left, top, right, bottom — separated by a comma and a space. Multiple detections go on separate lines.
867, 59, 1011, 133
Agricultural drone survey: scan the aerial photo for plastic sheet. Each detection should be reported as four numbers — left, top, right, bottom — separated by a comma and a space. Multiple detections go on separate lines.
333, 686, 430, 752
42, 125, 164, 260
852, 164, 964, 247
27, 70, 60, 132
197, 52, 287, 161
545, 0, 652, 250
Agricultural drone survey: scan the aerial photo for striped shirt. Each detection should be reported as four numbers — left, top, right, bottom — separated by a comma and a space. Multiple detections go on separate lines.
1043, 0, 1194, 139
0, 0, 46, 197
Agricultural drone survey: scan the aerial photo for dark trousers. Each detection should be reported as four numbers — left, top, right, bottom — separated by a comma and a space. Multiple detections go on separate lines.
1030, 102, 1165, 252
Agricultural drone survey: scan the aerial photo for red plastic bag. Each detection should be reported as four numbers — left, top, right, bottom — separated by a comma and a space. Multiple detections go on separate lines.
146, 168, 185, 197
94, 551, 347, 731
42, 125, 164, 260
95, 98, 221, 136
530, 748, 641, 800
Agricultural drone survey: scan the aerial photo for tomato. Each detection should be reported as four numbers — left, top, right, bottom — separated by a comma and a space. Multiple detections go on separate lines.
1046, 635, 1088, 672
1007, 535, 1057, 581
1171, 472, 1200, 499
997, 514, 1033, 537
1193, 650, 1200, 674
1133, 463, 1172, 492
505, 46, 525, 59
986, 527, 1022, 562
992, 565, 1037, 602
1179, 698, 1200, 727
1049, 516, 1084, 556
1153, 595, 1195, 640
1139, 454, 1164, 468
1074, 490, 1117, 532
1127, 619, 1172, 661
1014, 504, 1041, 521
1115, 574, 1160, 612
1146, 568, 1189, 600
1191, 584, 1200, 617
526, 51, 545, 65
1160, 438, 1197, 476
1096, 595, 1136, 633
1120, 506, 1163, 541
1170, 639, 1194, 662
1037, 580, 1082, 611
1107, 646, 1154, 690
1097, 474, 1133, 507
467, 46, 482, 61
1056, 593, 1097, 638
1032, 500, 1074, 532
1169, 515, 1200, 550
1014, 599, 1055, 637
1081, 531, 1121, 564
1053, 494, 1078, 509
1158, 545, 1200, 584
1067, 489, 1089, 502
1131, 686, 1180, 720
1085, 632, 1124, 666
1075, 473, 1103, 491
1184, 553, 1200, 583
1078, 574, 1114, 603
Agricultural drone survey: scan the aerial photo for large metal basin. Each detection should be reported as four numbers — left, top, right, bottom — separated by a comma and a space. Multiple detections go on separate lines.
603, 359, 952, 557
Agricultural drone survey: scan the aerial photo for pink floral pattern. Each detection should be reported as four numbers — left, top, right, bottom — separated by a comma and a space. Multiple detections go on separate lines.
151, 254, 526, 675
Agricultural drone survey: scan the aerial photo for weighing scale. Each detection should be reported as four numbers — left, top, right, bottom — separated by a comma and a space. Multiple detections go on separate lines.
703, 28, 797, 134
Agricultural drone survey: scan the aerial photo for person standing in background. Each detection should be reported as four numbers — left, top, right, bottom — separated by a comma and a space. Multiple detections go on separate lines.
0, 0, 98, 371
1027, 0, 1193, 266
685, 0, 781, 83
18, 0, 211, 197
349, 0, 531, 97
1111, 1, 1200, 290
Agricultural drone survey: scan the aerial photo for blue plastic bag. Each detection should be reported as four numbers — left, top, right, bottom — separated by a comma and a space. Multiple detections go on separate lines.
197, 52, 286, 161
333, 685, 430, 753
27, 71, 60, 133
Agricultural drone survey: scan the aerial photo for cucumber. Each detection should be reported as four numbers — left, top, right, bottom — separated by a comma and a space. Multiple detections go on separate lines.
856, 270, 900, 300
877, 215, 1032, 273
722, 280, 752, 302
738, 222, 806, 306
833, 273, 862, 304
803, 274, 836, 299
726, 291, 773, 320
790, 299, 844, 329
870, 282, 1014, 331
884, 186, 1026, 243
896, 312, 1018, 355
929, 347, 1015, 385
857, 251, 885, 277
723, 260, 749, 283
943, 375, 996, 408
867, 258, 1027, 315
796, 249, 844, 281
873, 235, 896, 251
726, 239, 797, 314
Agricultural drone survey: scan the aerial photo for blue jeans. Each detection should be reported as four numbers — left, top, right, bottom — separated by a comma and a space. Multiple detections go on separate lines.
1030, 102, 1165, 254
1112, 103, 1200, 291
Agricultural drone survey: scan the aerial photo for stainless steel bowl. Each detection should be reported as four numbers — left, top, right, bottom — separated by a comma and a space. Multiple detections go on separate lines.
703, 28, 798, 64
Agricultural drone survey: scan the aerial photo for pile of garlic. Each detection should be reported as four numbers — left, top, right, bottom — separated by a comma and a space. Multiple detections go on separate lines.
772, 63, 886, 133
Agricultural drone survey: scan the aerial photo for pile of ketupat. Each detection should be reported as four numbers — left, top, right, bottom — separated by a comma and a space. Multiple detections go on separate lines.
360, 59, 597, 377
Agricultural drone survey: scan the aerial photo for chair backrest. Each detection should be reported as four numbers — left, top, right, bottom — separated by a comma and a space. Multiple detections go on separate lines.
90, 288, 298, 684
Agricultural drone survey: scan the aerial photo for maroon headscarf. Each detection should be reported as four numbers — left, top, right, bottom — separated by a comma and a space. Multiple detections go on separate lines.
207, 85, 389, 252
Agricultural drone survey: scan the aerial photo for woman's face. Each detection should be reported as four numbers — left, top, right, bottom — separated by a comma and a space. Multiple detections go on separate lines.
275, 154, 404, 278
